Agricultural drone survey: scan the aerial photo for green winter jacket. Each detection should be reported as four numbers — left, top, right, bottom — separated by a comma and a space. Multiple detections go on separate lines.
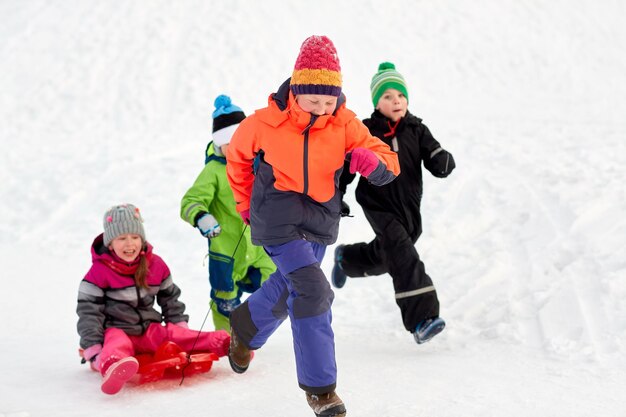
180, 142, 275, 296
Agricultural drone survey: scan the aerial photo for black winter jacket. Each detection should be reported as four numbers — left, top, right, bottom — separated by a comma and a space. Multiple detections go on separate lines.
339, 110, 454, 236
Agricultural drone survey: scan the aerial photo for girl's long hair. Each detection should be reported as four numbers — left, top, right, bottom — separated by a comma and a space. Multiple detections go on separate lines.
134, 243, 150, 289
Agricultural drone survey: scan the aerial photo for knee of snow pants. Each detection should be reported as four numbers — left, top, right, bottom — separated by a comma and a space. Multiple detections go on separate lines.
100, 328, 134, 375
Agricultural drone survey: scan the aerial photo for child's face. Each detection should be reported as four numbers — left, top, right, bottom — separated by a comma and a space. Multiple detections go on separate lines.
376, 88, 408, 122
108, 233, 143, 262
296, 94, 338, 116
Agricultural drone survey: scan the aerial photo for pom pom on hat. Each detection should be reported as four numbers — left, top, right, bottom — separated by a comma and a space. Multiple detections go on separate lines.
370, 61, 409, 107
290, 35, 342, 97
214, 94, 233, 110
103, 204, 146, 246
212, 94, 246, 147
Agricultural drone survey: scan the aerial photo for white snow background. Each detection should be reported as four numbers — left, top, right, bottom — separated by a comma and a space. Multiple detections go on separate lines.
1, 1, 625, 416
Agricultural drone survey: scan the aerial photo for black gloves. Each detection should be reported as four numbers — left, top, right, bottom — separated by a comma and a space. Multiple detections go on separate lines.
427, 148, 455, 178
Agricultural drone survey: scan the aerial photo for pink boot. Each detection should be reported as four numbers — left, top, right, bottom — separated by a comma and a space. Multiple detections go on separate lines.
101, 357, 139, 395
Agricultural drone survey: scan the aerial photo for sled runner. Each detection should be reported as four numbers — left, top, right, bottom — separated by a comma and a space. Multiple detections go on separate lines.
80, 340, 220, 385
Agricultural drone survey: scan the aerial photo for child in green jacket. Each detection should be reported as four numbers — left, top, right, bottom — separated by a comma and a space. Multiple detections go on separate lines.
180, 95, 275, 331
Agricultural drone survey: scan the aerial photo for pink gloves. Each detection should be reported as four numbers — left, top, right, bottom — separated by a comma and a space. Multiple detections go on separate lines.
240, 209, 250, 225
82, 344, 102, 372
83, 344, 102, 361
349, 148, 379, 178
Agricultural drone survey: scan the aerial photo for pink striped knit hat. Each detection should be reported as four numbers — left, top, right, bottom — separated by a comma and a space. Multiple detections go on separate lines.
290, 35, 342, 97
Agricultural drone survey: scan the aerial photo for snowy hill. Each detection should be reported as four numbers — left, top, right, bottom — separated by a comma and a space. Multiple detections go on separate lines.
1, 1, 625, 416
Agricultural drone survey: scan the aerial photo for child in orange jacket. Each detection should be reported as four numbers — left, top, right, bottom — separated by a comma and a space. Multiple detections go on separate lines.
225, 36, 400, 417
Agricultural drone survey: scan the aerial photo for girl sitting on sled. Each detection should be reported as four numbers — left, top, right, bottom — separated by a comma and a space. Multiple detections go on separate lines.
77, 203, 230, 394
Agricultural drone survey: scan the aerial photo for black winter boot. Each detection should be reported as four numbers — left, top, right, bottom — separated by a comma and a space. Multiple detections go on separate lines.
306, 391, 347, 417
331, 245, 347, 289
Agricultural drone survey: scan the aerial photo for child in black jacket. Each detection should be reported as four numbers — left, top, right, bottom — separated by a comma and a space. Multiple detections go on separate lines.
334, 62, 455, 344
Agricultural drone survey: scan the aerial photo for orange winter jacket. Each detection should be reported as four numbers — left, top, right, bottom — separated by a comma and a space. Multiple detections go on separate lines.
227, 79, 400, 246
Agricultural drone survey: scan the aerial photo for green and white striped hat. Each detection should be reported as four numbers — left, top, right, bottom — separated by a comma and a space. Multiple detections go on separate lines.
370, 62, 408, 107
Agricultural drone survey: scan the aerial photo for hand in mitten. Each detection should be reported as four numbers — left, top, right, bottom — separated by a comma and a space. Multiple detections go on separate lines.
82, 344, 102, 372
349, 148, 379, 178
240, 209, 250, 225
428, 148, 456, 178
197, 213, 221, 238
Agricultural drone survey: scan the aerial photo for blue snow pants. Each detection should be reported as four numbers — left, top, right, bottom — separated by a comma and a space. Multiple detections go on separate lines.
229, 239, 336, 394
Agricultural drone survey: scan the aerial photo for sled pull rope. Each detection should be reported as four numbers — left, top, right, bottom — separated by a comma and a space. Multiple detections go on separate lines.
180, 225, 248, 385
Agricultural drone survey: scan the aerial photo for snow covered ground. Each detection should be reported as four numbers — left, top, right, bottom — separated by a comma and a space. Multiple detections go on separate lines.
1, 1, 625, 416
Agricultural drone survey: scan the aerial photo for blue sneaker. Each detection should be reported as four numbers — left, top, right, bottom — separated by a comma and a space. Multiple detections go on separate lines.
413, 317, 446, 344
331, 245, 347, 289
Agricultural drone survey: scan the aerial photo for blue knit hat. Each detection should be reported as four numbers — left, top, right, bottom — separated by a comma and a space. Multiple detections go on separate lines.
212, 95, 245, 146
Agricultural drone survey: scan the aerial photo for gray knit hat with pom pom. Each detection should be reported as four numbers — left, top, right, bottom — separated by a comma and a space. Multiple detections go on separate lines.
103, 203, 146, 246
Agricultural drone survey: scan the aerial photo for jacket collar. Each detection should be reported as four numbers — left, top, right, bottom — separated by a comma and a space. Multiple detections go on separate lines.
369, 109, 422, 130
257, 78, 352, 130
205, 141, 226, 165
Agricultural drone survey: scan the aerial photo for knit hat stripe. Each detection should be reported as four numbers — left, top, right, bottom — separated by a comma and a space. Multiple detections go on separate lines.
291, 69, 342, 88
212, 123, 240, 147
291, 84, 342, 97
212, 111, 245, 133
371, 73, 406, 93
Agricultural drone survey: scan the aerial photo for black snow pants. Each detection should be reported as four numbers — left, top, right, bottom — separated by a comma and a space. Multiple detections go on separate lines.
340, 209, 439, 331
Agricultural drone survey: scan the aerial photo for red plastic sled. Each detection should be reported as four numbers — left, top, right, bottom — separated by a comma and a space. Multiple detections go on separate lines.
134, 341, 219, 384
